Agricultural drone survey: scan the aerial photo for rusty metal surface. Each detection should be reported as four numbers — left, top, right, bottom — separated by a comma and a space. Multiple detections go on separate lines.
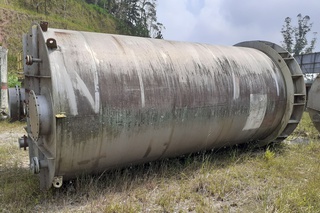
307, 75, 320, 132
21, 24, 305, 189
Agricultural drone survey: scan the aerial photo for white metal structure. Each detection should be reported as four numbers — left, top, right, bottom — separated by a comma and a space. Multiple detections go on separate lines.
0, 46, 8, 119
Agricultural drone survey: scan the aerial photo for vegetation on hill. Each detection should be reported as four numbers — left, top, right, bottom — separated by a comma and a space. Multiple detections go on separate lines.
0, 0, 163, 84
83, 0, 164, 38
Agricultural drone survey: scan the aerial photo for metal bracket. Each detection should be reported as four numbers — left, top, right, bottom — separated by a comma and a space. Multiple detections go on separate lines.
55, 113, 67, 118
25, 55, 42, 65
40, 21, 48, 32
46, 38, 57, 49
18, 135, 28, 150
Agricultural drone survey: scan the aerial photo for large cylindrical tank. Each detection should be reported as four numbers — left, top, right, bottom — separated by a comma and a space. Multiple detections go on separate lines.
0, 46, 8, 119
19, 23, 305, 189
307, 74, 320, 132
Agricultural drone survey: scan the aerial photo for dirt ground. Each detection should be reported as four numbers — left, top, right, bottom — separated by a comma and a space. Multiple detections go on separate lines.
0, 121, 29, 167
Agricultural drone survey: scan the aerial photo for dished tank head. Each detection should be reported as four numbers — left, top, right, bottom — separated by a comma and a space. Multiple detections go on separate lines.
19, 22, 306, 189
307, 74, 320, 132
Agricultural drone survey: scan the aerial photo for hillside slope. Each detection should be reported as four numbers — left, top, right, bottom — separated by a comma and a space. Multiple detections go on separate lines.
0, 0, 119, 74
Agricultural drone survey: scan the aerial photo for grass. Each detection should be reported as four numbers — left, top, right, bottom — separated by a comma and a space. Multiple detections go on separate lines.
0, 112, 319, 212
288, 111, 319, 141
0, 1, 119, 76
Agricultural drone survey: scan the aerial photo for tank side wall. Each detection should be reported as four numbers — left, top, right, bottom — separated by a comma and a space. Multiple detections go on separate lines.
308, 75, 320, 111
42, 30, 287, 177
307, 75, 320, 132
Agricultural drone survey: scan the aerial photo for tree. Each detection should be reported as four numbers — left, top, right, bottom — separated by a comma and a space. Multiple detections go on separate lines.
281, 14, 317, 55
86, 0, 164, 38
140, 0, 164, 38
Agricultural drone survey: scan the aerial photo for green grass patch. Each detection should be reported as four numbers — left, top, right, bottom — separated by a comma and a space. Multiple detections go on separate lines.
289, 111, 320, 140
0, 113, 319, 212
0, 119, 25, 133
0, 1, 118, 77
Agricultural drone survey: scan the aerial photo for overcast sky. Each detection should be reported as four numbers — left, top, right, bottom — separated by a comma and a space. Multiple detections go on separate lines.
157, 0, 320, 52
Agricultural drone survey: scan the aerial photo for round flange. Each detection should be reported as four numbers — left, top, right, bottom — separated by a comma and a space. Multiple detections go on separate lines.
52, 176, 63, 188
28, 90, 51, 141
8, 86, 25, 121
235, 41, 306, 144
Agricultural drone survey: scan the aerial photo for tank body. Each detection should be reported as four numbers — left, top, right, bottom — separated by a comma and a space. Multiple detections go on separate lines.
20, 23, 305, 189
0, 46, 8, 119
307, 74, 320, 132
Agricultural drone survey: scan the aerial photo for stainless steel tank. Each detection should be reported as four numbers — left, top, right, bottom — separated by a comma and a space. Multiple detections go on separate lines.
307, 74, 320, 132
18, 22, 305, 189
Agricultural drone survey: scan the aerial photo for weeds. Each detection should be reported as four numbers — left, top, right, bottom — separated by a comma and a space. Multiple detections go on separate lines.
264, 147, 275, 161
289, 111, 319, 141
0, 113, 319, 212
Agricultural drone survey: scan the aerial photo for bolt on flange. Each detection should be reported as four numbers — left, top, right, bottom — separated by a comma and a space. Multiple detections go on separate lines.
25, 55, 42, 65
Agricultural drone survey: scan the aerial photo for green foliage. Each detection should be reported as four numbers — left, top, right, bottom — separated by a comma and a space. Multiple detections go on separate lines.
1, 0, 164, 78
282, 17, 294, 53
264, 147, 275, 161
289, 112, 319, 140
1, 0, 121, 83
281, 14, 317, 55
7, 74, 21, 87
0, 0, 119, 52
0, 121, 49, 212
7, 54, 18, 75
85, 0, 165, 38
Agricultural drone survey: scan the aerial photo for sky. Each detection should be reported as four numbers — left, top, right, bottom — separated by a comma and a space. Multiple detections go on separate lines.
157, 0, 320, 52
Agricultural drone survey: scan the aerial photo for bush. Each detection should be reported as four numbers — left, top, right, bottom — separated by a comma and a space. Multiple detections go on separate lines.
8, 74, 21, 87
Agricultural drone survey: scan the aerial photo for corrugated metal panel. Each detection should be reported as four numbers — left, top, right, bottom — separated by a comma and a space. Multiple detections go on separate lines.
294, 52, 320, 74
